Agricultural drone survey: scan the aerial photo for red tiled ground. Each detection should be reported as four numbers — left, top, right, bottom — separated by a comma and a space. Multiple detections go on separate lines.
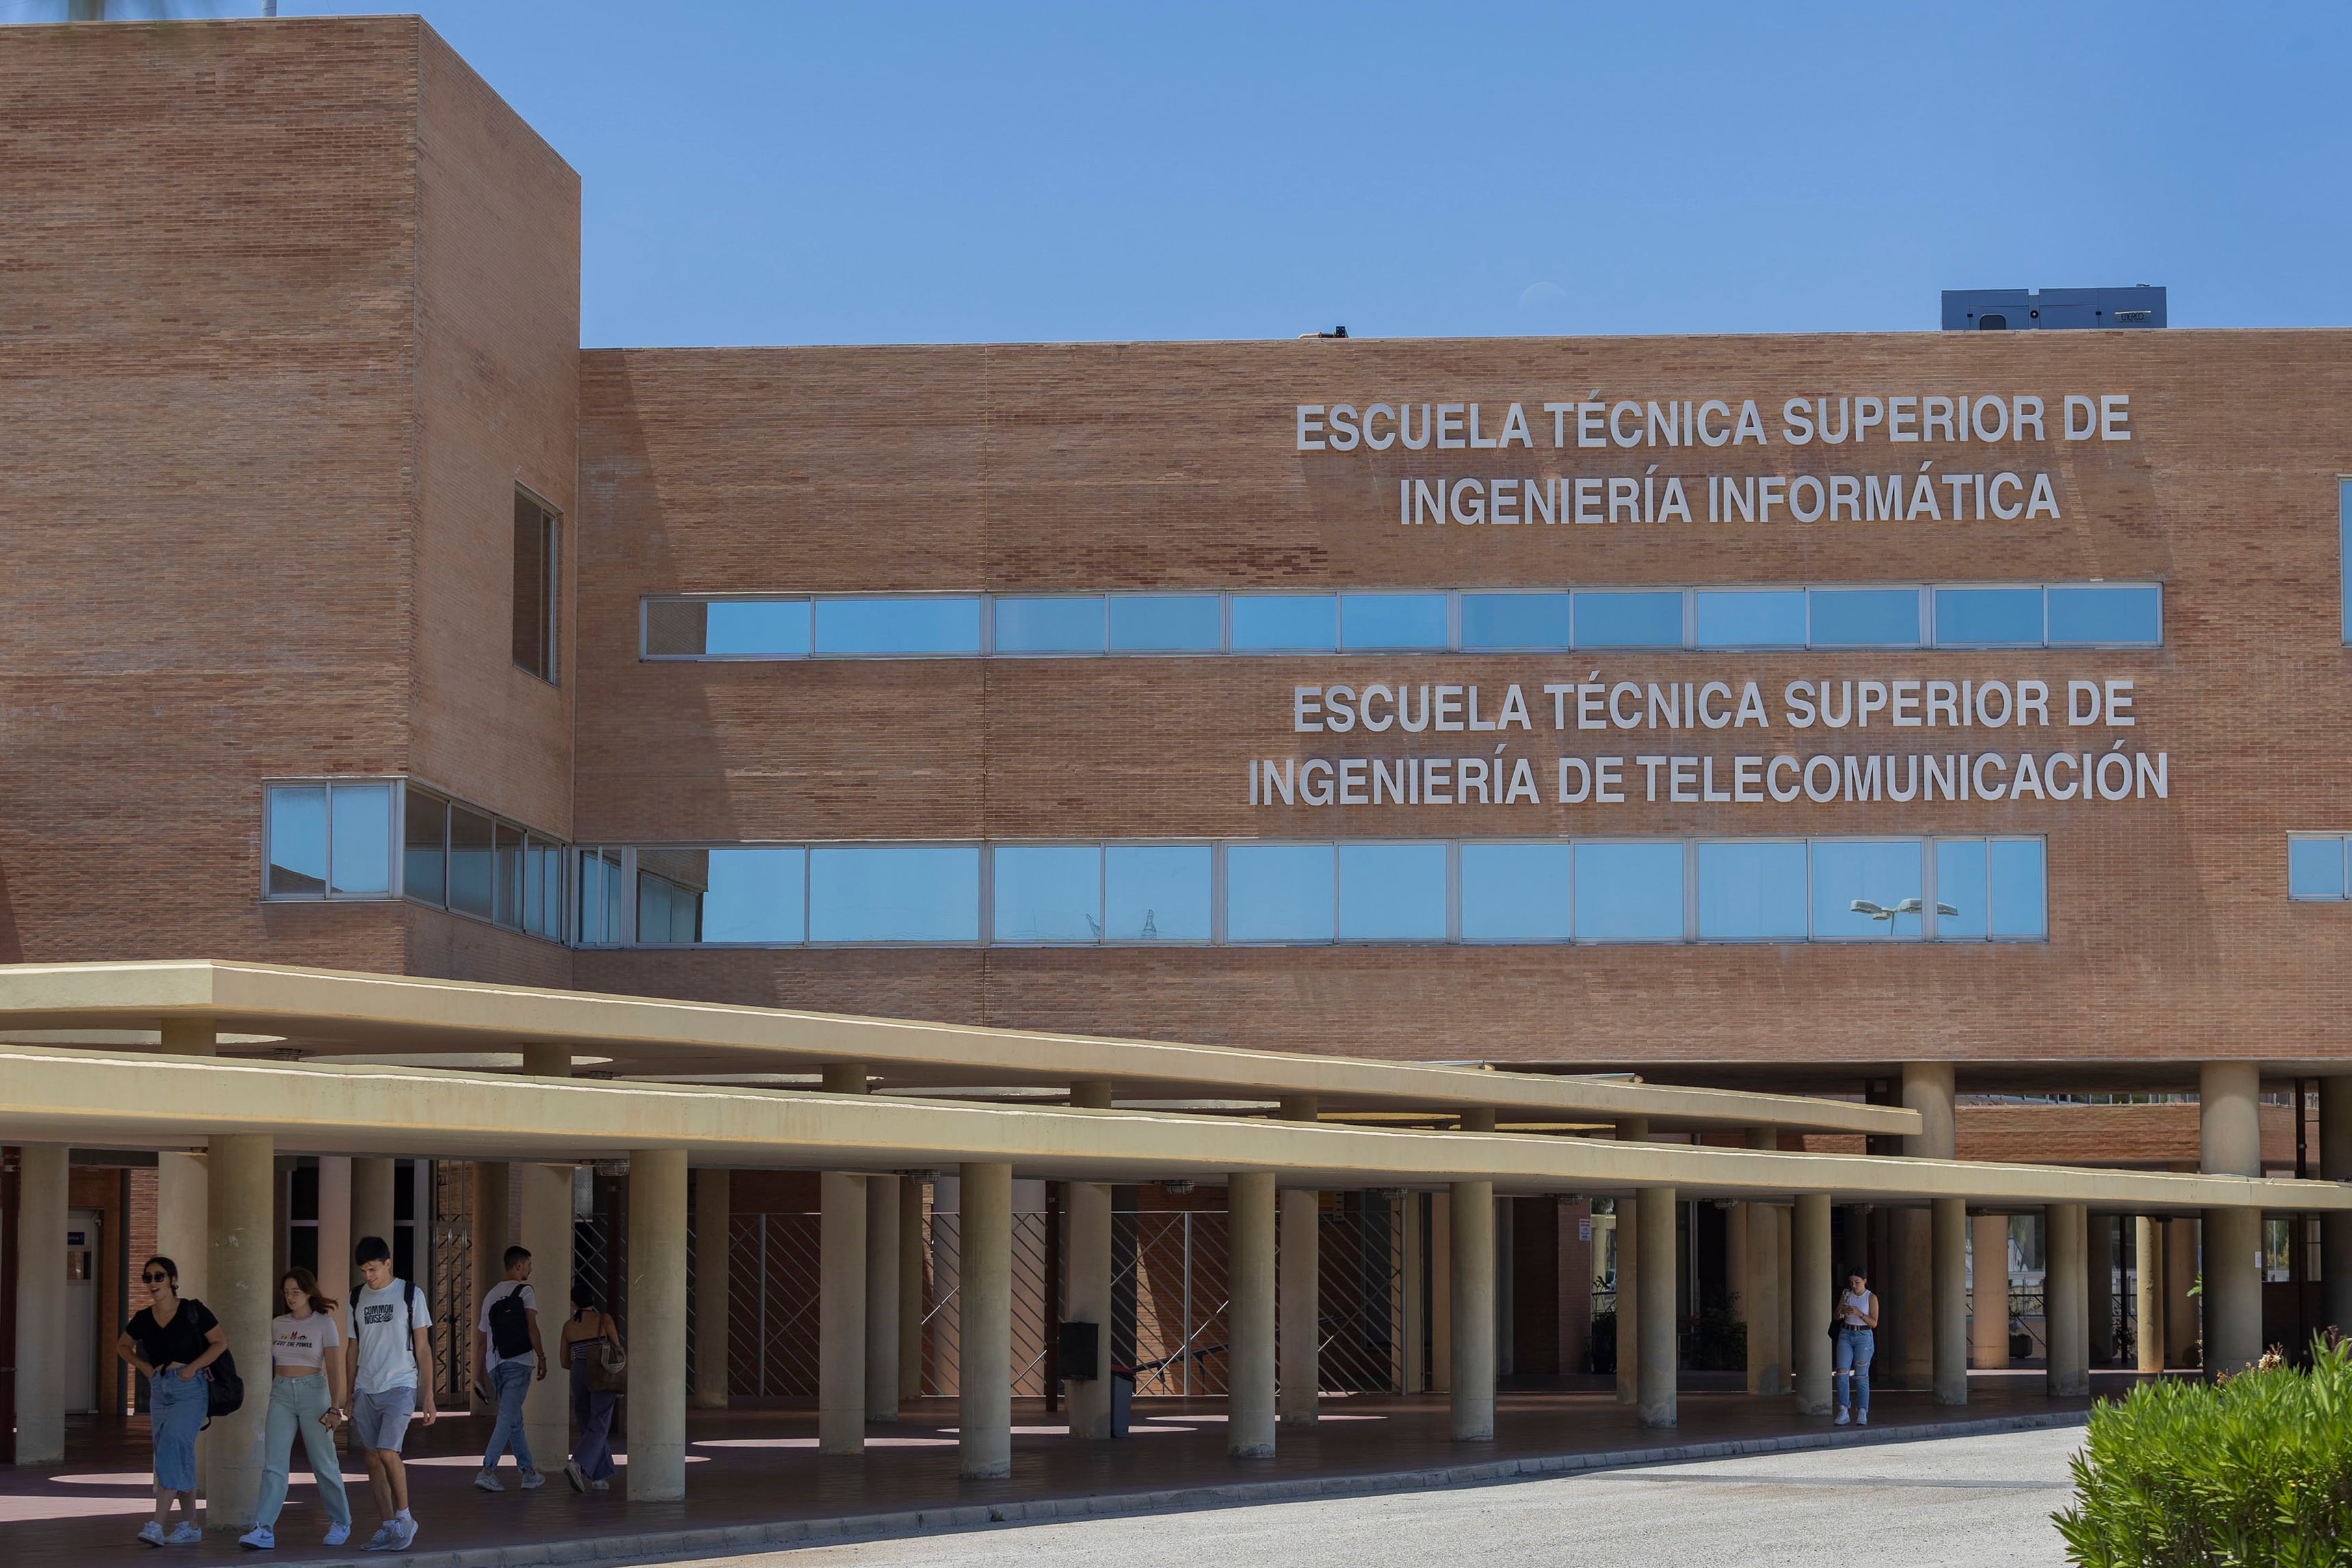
3, 1377, 2130, 1568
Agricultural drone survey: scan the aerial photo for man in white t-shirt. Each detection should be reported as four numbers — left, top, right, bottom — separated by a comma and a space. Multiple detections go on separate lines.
344, 1236, 438, 1553
471, 1245, 547, 1492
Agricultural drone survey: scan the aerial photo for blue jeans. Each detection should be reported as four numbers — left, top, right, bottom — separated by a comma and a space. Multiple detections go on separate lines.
148, 1368, 209, 1492
482, 1359, 536, 1472
256, 1373, 351, 1528
1834, 1326, 1875, 1413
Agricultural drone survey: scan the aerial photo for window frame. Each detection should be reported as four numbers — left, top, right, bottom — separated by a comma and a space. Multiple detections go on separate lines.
379, 778, 569, 945
510, 486, 562, 686
261, 778, 402, 903
2288, 833, 2352, 903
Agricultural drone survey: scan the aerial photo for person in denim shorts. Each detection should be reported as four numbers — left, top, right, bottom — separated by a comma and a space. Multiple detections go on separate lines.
345, 1236, 438, 1552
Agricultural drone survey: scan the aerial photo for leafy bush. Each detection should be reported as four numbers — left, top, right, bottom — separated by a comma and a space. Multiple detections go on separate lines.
2055, 1335, 2352, 1566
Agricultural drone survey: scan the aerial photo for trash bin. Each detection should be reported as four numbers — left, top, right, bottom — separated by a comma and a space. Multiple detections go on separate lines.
1109, 1366, 1135, 1437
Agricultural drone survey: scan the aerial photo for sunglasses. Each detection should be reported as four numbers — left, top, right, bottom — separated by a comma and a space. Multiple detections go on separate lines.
142, 1273, 171, 1284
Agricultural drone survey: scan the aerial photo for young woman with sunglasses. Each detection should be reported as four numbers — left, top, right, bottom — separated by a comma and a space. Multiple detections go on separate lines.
116, 1255, 226, 1545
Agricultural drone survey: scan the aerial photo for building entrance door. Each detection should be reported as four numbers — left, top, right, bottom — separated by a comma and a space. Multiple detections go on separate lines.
66, 1207, 101, 1414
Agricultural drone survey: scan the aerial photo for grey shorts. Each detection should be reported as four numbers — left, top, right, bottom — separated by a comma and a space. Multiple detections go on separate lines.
351, 1385, 417, 1453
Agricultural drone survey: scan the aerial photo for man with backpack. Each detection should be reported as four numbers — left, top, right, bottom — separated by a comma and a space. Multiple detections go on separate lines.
470, 1245, 547, 1493
345, 1236, 438, 1552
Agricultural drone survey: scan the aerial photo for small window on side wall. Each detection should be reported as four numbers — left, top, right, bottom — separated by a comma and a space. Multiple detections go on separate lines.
512, 490, 560, 683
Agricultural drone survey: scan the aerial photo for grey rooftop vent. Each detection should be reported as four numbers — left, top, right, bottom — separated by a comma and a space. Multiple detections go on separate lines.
1940, 286, 2166, 331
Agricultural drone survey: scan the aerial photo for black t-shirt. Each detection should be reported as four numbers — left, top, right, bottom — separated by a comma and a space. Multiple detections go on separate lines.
125, 1299, 219, 1369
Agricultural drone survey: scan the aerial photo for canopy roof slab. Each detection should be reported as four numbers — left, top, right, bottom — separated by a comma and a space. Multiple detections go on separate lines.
0, 960, 1916, 1139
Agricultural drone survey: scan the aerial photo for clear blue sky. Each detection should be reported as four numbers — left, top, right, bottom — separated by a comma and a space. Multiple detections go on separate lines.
47, 3, 2352, 344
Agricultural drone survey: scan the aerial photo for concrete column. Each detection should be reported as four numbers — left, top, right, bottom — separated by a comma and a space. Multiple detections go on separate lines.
14, 1146, 68, 1465
159, 1018, 217, 1056
468, 1161, 509, 1391
1792, 1193, 1832, 1414
818, 1170, 867, 1454
2323, 1077, 2352, 1340
1399, 1193, 1425, 1394
351, 1157, 395, 1263
1448, 1178, 1495, 1441
517, 1165, 574, 1472
1430, 1192, 1451, 1392
1903, 1062, 1957, 1160
157, 1152, 210, 1303
207, 1134, 274, 1529
521, 1044, 571, 1077
2087, 1214, 2115, 1367
693, 1167, 731, 1409
1635, 1184, 1677, 1428
1775, 1204, 1793, 1390
864, 1175, 899, 1420
1971, 1213, 2011, 1368
2199, 1062, 2262, 1178
1745, 1196, 1782, 1395
1278, 1188, 1319, 1426
2133, 1217, 2165, 1373
1897, 1064, 1956, 1391
2202, 1206, 2263, 1376
1931, 1197, 1967, 1404
1227, 1171, 1278, 1457
1727, 1201, 1749, 1324
956, 1162, 1012, 1478
626, 1150, 689, 1501
1064, 1180, 1113, 1438
2046, 1201, 2089, 1396
2164, 1217, 2200, 1368
314, 1156, 352, 1339
898, 1178, 924, 1402
1613, 1117, 1648, 1407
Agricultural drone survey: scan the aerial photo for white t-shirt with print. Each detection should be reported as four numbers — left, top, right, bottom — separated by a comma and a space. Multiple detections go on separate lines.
271, 1310, 342, 1371
352, 1280, 434, 1394
475, 1280, 538, 1374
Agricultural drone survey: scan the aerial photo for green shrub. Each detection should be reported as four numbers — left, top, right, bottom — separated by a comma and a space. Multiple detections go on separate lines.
2054, 1336, 2352, 1566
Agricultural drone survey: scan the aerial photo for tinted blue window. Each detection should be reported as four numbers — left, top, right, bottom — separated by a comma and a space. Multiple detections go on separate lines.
2045, 585, 2161, 646
1695, 840, 1806, 940
1987, 838, 2046, 938
1933, 587, 2044, 648
1105, 845, 1212, 941
1337, 842, 1447, 940
706, 600, 811, 656
1573, 592, 1682, 648
814, 598, 983, 655
808, 846, 980, 942
1340, 593, 1447, 650
1933, 839, 1987, 940
992, 846, 1102, 942
1809, 839, 1922, 939
2289, 838, 2348, 900
1459, 592, 1572, 650
1808, 589, 1920, 648
267, 785, 328, 896
1695, 590, 1806, 648
1572, 842, 1684, 940
995, 598, 1106, 654
702, 848, 807, 942
1225, 842, 1335, 941
328, 784, 392, 896
1232, 594, 1338, 652
1109, 594, 1221, 652
1459, 842, 1573, 940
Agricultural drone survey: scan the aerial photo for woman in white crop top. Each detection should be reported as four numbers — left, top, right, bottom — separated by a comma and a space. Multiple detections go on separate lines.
1833, 1268, 1879, 1426
242, 1268, 354, 1549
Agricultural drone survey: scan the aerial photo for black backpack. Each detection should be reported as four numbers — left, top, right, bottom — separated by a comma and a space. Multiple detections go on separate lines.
487, 1286, 533, 1360
205, 1347, 244, 1421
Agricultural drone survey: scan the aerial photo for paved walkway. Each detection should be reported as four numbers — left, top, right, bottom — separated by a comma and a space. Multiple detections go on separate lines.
0, 1375, 2128, 1568
738, 1424, 2087, 1568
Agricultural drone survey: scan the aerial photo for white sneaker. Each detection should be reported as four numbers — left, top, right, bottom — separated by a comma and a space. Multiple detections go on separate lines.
518, 1468, 546, 1490
1834, 1407, 1850, 1425
239, 1526, 276, 1550
167, 1524, 203, 1545
473, 1471, 503, 1493
361, 1522, 399, 1552
1857, 1411, 1868, 1426
323, 1524, 352, 1547
137, 1522, 167, 1547
590, 1478, 608, 1492
395, 1517, 418, 1552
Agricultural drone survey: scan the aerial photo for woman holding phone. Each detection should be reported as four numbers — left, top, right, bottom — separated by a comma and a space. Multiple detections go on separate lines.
240, 1267, 355, 1550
